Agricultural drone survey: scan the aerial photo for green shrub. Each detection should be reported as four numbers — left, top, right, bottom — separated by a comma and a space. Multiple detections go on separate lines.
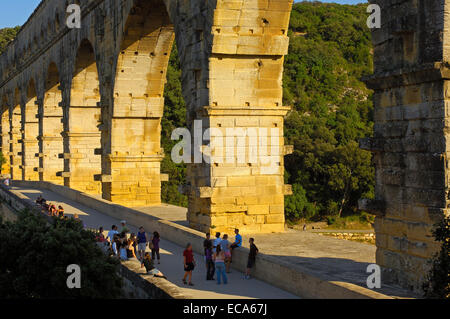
423, 216, 450, 299
0, 211, 123, 298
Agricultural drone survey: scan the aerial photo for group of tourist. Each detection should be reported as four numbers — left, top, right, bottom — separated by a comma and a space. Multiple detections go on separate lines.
97, 222, 166, 278
35, 191, 261, 287
181, 229, 258, 286
36, 195, 65, 218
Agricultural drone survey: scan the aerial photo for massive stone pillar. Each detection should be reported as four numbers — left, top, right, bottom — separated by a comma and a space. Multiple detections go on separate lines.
102, 0, 173, 207
164, 0, 294, 234
40, 63, 64, 184
360, 0, 450, 291
65, 39, 102, 194
22, 80, 39, 181
10, 89, 22, 180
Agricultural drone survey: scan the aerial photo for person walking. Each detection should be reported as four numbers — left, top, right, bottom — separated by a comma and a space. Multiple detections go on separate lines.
221, 234, 232, 273
182, 243, 195, 286
205, 240, 215, 280
137, 226, 147, 261
213, 245, 227, 285
245, 238, 259, 280
151, 231, 161, 264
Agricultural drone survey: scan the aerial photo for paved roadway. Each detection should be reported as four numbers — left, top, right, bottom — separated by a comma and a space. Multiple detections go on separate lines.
13, 186, 299, 299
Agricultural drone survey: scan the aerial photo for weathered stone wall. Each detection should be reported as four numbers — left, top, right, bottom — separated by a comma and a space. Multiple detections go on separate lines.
0, 0, 294, 235
361, 0, 450, 292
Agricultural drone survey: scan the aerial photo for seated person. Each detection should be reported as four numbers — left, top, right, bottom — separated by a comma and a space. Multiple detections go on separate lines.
96, 227, 106, 243
36, 195, 43, 205
141, 252, 166, 278
43, 202, 51, 214
57, 205, 64, 218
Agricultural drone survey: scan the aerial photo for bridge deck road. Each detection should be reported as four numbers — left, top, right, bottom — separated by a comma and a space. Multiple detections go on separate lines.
11, 186, 299, 299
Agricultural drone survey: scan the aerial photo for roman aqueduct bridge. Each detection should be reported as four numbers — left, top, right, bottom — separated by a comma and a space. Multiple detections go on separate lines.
0, 0, 448, 292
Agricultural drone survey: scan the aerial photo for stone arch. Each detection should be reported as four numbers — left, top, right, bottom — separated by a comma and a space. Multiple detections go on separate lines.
103, 0, 174, 206
65, 39, 102, 194
1, 95, 10, 175
23, 78, 39, 181
10, 88, 22, 180
40, 62, 64, 184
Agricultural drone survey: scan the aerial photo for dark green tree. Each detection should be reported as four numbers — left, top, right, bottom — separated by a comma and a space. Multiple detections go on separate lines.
423, 216, 450, 299
0, 26, 21, 53
0, 211, 123, 298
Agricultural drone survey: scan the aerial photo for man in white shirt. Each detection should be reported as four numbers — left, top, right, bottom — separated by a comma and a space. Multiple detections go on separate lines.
107, 225, 119, 243
213, 232, 222, 253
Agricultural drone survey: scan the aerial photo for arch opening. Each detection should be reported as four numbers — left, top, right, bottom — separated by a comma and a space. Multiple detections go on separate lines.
105, 0, 174, 206
67, 39, 102, 194
23, 79, 39, 181
41, 62, 64, 184
10, 88, 22, 180
1, 95, 10, 176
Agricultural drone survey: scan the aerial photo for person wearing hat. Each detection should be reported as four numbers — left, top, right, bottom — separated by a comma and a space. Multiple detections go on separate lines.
120, 220, 130, 234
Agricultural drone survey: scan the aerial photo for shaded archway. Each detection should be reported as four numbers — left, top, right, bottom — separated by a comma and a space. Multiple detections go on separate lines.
104, 0, 174, 206
23, 78, 39, 181
10, 88, 22, 179
66, 39, 102, 194
40, 62, 64, 184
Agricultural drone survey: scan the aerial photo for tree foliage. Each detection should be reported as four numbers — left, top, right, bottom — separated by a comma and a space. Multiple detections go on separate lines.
282, 2, 374, 220
0, 26, 20, 54
0, 211, 123, 298
423, 216, 450, 299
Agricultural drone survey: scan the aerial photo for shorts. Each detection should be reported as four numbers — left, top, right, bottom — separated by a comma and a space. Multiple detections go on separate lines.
224, 251, 231, 258
247, 258, 255, 269
138, 243, 147, 251
184, 262, 195, 272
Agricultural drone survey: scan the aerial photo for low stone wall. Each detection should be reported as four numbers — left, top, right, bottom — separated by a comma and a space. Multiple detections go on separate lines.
318, 232, 376, 245
0, 202, 18, 222
9, 180, 396, 299
120, 259, 189, 299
